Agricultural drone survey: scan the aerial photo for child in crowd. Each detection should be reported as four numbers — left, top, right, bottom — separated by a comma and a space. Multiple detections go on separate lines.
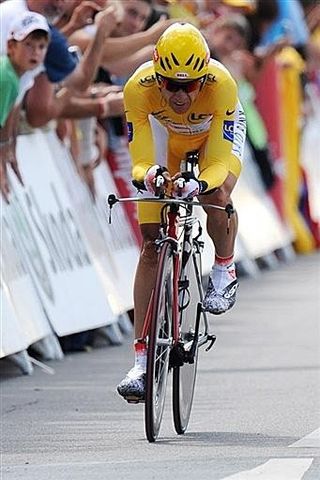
0, 11, 50, 202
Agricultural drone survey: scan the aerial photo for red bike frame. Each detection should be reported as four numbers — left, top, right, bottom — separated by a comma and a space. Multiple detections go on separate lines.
139, 206, 181, 345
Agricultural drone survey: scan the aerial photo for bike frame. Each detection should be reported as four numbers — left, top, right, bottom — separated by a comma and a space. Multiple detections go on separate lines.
139, 202, 181, 349
108, 195, 224, 357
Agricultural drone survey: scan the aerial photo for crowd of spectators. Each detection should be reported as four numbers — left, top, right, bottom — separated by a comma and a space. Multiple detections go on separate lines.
0, 0, 319, 208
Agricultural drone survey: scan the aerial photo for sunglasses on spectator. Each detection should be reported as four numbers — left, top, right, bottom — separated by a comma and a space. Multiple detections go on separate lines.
156, 74, 206, 93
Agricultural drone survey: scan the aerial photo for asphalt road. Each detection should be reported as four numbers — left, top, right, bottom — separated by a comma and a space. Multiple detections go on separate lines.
1, 253, 320, 480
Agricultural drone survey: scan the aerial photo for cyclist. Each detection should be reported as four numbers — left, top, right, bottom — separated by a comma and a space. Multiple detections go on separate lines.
117, 22, 246, 400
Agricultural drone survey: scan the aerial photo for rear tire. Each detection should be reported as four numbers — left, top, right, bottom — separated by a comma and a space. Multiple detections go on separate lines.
145, 242, 173, 442
173, 250, 205, 434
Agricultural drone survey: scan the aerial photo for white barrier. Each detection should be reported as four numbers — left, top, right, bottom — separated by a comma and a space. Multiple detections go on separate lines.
3, 130, 117, 341
191, 142, 291, 276
46, 130, 139, 313
1, 213, 52, 347
301, 85, 320, 224
233, 144, 293, 258
0, 282, 29, 357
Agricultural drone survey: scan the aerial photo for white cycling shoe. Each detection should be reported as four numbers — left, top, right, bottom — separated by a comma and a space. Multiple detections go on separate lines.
202, 263, 238, 315
117, 366, 146, 402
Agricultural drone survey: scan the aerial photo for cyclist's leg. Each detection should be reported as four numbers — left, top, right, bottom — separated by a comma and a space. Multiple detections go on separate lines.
200, 166, 240, 314
133, 222, 160, 339
201, 171, 238, 257
200, 102, 245, 314
117, 203, 161, 400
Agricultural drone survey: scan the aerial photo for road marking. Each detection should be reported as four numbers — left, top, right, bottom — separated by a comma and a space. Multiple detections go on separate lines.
222, 459, 313, 479
289, 427, 320, 448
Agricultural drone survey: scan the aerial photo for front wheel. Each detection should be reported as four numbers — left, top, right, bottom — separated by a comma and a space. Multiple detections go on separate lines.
145, 242, 173, 442
173, 250, 206, 434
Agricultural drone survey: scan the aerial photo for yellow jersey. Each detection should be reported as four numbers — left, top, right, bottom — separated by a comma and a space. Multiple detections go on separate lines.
124, 59, 244, 191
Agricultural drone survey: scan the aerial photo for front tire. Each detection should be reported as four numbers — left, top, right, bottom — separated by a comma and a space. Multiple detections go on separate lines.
145, 242, 173, 442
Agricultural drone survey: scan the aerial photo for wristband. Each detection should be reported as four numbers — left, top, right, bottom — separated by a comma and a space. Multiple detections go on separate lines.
96, 98, 106, 118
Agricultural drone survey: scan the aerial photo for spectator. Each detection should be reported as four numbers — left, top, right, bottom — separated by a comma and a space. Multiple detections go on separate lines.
258, 0, 309, 56
68, 0, 175, 74
0, 0, 122, 127
207, 14, 276, 190
0, 11, 50, 202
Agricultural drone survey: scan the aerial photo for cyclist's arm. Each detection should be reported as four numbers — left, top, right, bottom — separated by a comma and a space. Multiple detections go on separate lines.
123, 79, 154, 182
198, 76, 238, 190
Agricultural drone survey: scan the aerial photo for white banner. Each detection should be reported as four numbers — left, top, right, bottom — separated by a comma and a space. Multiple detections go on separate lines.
46, 130, 139, 311
1, 209, 52, 355
300, 86, 320, 223
3, 130, 116, 337
0, 282, 29, 358
233, 144, 292, 257
93, 160, 139, 309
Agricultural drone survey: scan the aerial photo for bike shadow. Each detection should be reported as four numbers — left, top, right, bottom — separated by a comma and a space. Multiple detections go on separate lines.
151, 430, 298, 447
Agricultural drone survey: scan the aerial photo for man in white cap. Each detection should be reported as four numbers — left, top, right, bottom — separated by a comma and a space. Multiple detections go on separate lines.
0, 11, 50, 201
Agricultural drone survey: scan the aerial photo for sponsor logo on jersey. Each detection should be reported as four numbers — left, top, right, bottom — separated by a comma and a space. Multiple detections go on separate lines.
127, 122, 133, 142
152, 110, 171, 123
139, 74, 156, 87
152, 111, 212, 135
139, 75, 156, 87
188, 112, 213, 124
223, 120, 234, 142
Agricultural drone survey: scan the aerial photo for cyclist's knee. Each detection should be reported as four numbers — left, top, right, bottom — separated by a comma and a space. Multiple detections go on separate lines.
213, 188, 230, 205
202, 188, 232, 210
201, 173, 237, 210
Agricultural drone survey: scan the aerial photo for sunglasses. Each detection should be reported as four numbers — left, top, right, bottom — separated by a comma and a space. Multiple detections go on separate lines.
156, 74, 205, 93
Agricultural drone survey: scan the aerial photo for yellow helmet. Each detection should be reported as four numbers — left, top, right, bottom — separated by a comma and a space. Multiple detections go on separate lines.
153, 23, 210, 81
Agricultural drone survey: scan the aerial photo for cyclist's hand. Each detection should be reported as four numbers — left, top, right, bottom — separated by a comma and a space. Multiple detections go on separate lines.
171, 172, 200, 199
144, 165, 171, 196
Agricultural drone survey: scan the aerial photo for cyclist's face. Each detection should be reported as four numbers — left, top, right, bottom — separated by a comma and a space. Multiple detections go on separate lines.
160, 81, 202, 114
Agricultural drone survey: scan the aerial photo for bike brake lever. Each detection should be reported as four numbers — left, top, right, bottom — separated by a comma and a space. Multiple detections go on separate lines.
107, 194, 119, 224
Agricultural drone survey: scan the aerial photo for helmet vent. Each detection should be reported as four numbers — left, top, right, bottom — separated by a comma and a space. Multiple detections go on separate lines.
171, 53, 180, 66
165, 57, 172, 70
198, 59, 205, 71
193, 57, 200, 70
160, 57, 167, 71
185, 54, 194, 66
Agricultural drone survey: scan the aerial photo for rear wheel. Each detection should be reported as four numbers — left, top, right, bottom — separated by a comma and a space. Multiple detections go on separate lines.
173, 250, 205, 434
145, 242, 173, 442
